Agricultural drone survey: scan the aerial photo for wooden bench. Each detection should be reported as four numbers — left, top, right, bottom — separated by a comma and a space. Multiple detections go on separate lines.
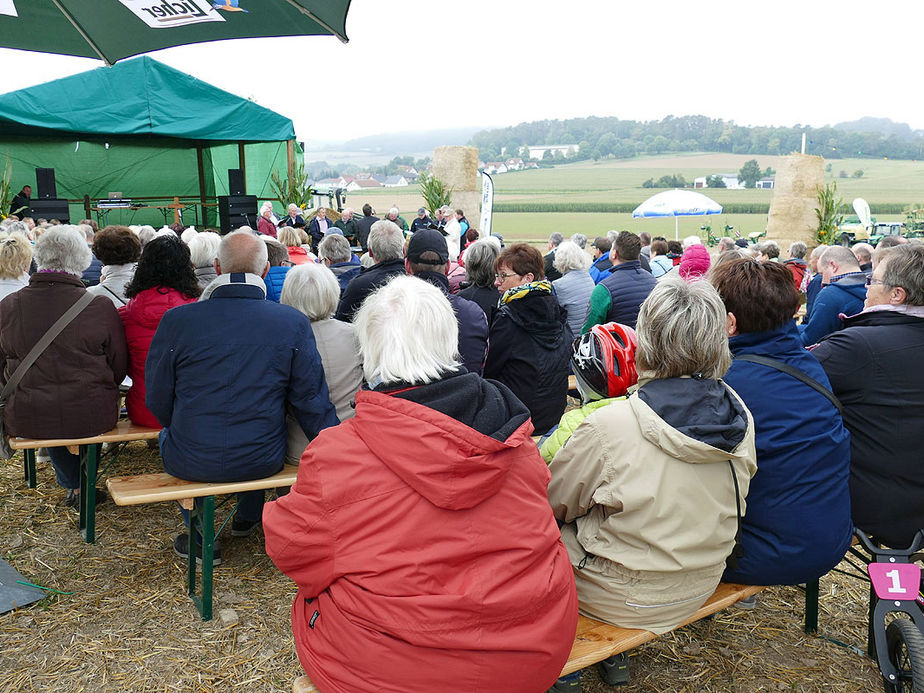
291, 582, 764, 691
8, 421, 162, 543
107, 464, 298, 621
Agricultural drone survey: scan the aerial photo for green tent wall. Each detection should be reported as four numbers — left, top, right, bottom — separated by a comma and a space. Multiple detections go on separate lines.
0, 57, 298, 228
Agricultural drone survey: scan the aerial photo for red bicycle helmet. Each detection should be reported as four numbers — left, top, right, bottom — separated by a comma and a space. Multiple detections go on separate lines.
570, 322, 639, 402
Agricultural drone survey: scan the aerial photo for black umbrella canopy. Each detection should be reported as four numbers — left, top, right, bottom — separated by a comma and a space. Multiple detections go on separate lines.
0, 0, 350, 66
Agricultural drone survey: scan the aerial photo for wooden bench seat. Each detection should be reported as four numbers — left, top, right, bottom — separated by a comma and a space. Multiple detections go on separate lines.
291, 582, 764, 691
8, 421, 162, 543
107, 465, 298, 621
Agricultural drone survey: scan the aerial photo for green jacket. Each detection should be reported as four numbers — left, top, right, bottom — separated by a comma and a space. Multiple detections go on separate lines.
540, 397, 621, 463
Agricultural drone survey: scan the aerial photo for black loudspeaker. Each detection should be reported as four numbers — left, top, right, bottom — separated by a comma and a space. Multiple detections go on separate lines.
36, 168, 56, 199
228, 169, 245, 196
218, 195, 257, 234
30, 198, 70, 222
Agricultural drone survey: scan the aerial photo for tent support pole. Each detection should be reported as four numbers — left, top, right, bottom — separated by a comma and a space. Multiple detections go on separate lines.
196, 141, 208, 227
287, 140, 295, 179
83, 195, 91, 220
238, 143, 247, 183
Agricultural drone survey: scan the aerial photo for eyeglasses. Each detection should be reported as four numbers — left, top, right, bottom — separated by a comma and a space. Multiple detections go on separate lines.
495, 271, 520, 282
865, 275, 884, 287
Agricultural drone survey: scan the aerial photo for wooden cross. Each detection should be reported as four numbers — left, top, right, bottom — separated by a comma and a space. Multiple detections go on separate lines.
167, 196, 185, 226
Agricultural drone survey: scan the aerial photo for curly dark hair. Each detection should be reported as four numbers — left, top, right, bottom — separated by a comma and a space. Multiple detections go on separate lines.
92, 225, 141, 265
124, 235, 201, 300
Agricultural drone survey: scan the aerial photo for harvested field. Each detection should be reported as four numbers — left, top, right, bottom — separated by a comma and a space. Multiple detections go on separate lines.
0, 444, 883, 691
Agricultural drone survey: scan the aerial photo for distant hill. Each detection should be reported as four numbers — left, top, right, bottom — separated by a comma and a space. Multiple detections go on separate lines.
832, 117, 919, 140
335, 126, 489, 154
468, 115, 924, 162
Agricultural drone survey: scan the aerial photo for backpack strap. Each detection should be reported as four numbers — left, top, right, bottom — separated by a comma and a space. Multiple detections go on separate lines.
734, 353, 843, 413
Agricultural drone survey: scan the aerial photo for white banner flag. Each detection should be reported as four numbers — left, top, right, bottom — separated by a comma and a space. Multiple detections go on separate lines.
480, 172, 494, 238
119, 0, 224, 29
0, 0, 17, 18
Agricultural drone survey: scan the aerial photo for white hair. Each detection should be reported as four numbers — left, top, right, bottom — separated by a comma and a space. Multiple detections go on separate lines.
135, 225, 157, 247
260, 201, 274, 214
368, 220, 405, 261
180, 228, 198, 245
553, 240, 590, 274
682, 235, 702, 249
354, 275, 460, 386
217, 229, 268, 275
77, 223, 95, 242
288, 204, 299, 213
318, 234, 352, 263
388, 207, 399, 216
188, 231, 222, 268
569, 233, 587, 249
280, 262, 341, 321
33, 225, 92, 275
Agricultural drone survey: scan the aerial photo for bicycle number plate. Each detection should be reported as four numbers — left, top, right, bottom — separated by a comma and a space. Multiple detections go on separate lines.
868, 562, 922, 601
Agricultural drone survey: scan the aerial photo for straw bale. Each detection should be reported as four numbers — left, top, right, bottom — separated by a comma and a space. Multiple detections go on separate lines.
433, 146, 479, 191
767, 154, 824, 249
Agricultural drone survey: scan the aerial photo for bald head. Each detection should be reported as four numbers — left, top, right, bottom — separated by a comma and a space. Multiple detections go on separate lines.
216, 229, 269, 277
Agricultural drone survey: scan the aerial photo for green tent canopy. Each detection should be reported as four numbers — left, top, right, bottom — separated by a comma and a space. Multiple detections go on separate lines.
0, 57, 299, 228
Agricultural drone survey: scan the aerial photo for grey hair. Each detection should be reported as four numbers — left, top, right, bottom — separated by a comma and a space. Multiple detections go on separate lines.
852, 242, 874, 263
33, 225, 92, 275
368, 220, 404, 261
217, 229, 268, 275
709, 248, 748, 274
180, 228, 198, 245
260, 201, 274, 214
553, 240, 590, 274
879, 244, 924, 305
757, 240, 780, 259
819, 246, 860, 271
318, 234, 352, 263
188, 231, 221, 268
461, 238, 500, 287
788, 241, 807, 259
606, 229, 619, 242
635, 276, 731, 380
263, 237, 289, 267
280, 262, 341, 321
718, 237, 736, 251
77, 223, 95, 242
569, 233, 587, 249
3, 220, 30, 238
354, 275, 460, 386
810, 245, 828, 260
136, 225, 157, 247
682, 235, 703, 249
548, 232, 564, 247
0, 231, 34, 279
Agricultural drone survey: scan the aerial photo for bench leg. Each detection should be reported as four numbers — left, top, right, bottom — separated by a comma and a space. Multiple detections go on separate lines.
804, 579, 819, 634
79, 444, 99, 544
188, 495, 215, 621
23, 448, 36, 488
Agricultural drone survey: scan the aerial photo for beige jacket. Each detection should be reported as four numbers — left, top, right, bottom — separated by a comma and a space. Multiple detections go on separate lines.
548, 376, 757, 633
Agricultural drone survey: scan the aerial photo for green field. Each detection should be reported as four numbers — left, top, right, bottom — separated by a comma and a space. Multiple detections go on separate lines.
342, 153, 921, 244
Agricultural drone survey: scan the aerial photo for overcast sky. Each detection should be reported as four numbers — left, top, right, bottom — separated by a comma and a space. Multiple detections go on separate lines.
2, 0, 922, 144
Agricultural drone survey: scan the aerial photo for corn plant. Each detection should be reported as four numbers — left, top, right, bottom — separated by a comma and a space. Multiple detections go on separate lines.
0, 157, 16, 220
270, 160, 313, 211
815, 181, 844, 245
418, 171, 452, 215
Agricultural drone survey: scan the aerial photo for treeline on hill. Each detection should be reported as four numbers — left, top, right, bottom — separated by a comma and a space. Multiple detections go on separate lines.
493, 202, 908, 214
468, 115, 924, 162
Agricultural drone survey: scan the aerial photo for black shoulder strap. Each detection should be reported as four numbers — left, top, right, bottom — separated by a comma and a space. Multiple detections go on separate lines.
734, 353, 843, 413
102, 285, 127, 306
725, 459, 744, 571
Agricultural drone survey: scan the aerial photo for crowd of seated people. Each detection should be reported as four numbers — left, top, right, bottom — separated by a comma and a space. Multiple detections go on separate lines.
2, 205, 924, 693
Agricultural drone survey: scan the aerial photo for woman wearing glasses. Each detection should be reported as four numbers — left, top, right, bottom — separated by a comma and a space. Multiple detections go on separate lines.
483, 243, 572, 435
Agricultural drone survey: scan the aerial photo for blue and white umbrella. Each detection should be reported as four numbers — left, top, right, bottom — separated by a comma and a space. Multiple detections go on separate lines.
632, 189, 723, 240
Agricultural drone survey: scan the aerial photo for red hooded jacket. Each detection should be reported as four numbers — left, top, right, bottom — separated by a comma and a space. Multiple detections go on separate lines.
264, 373, 577, 693
118, 287, 197, 427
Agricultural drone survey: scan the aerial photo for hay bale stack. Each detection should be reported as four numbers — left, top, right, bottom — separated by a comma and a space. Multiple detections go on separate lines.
767, 154, 825, 249
433, 146, 479, 192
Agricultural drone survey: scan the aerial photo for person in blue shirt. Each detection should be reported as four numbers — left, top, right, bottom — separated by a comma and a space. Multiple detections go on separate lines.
799, 246, 866, 346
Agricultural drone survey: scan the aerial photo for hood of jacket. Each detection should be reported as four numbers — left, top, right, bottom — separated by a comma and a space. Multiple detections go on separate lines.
119, 286, 196, 328
199, 272, 266, 301
633, 375, 751, 463
498, 282, 568, 349
352, 371, 533, 511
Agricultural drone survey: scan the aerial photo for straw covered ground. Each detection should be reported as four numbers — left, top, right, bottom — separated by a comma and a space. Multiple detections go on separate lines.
1, 443, 882, 692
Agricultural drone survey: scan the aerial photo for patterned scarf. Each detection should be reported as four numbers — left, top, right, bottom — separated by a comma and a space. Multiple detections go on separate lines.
499, 279, 553, 306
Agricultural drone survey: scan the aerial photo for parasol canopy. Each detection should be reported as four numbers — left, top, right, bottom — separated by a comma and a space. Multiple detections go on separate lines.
632, 189, 723, 240
0, 0, 351, 66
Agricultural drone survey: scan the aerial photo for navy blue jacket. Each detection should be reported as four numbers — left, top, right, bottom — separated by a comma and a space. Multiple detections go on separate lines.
146, 275, 338, 482
416, 271, 488, 375
804, 273, 823, 321
722, 322, 853, 585
329, 261, 362, 295
813, 310, 924, 547
799, 274, 866, 346
599, 260, 657, 328
82, 253, 103, 287
335, 258, 406, 323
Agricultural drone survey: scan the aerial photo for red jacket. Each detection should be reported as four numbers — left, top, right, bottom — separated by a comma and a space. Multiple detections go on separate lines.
264, 374, 577, 693
118, 287, 197, 427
